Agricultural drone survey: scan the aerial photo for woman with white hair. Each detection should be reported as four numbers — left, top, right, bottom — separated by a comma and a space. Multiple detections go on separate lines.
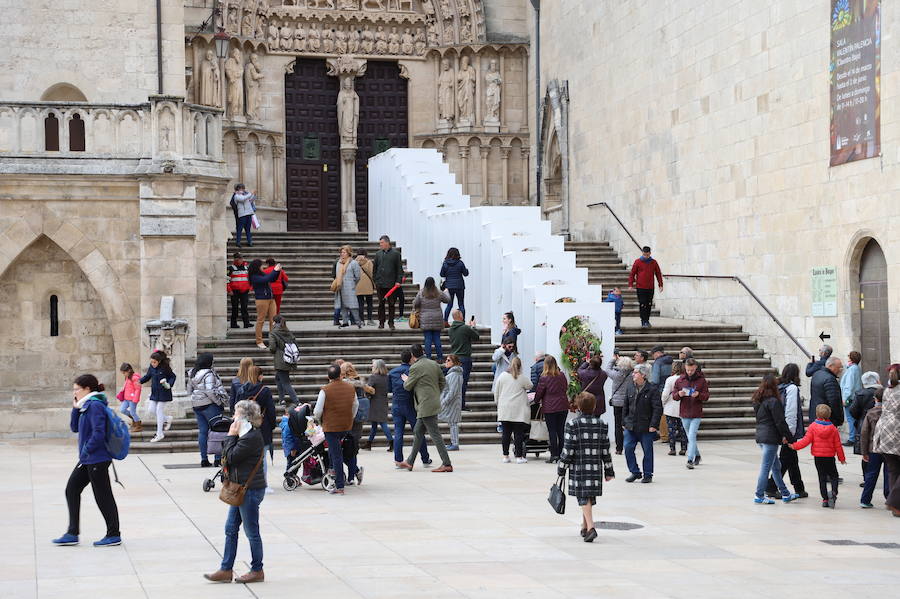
204, 400, 267, 584
362, 359, 392, 451
603, 355, 634, 454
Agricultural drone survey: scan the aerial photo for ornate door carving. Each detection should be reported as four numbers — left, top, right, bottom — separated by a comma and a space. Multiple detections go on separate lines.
353, 60, 408, 231
285, 58, 341, 231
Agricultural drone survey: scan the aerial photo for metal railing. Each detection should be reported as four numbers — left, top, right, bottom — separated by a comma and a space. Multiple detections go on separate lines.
586, 201, 811, 358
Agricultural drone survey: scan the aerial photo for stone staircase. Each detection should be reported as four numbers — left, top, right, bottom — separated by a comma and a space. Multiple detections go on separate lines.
566, 240, 773, 438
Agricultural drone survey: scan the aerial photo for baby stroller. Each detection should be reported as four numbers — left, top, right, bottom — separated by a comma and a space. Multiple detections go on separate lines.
525, 402, 550, 458
282, 404, 333, 492
202, 414, 233, 492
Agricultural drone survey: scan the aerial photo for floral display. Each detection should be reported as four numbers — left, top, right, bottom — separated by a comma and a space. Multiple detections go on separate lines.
558, 315, 602, 398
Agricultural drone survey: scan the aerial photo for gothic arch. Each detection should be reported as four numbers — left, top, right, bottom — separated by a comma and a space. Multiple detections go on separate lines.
539, 79, 570, 236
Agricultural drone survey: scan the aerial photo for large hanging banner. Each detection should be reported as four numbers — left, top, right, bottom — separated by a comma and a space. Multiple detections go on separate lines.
830, 0, 880, 166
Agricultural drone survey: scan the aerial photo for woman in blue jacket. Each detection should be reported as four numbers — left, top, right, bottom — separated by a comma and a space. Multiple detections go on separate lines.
52, 374, 121, 547
140, 350, 176, 443
440, 247, 469, 323
248, 258, 282, 349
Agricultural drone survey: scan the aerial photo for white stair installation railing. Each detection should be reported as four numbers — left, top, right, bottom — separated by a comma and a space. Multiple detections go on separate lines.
369, 148, 615, 417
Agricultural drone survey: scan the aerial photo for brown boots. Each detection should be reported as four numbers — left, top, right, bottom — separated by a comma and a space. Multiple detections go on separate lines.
203, 569, 264, 583
130, 422, 143, 433
235, 570, 265, 583
203, 570, 233, 583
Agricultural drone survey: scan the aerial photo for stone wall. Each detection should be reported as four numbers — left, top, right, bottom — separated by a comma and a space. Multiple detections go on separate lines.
537, 1, 900, 370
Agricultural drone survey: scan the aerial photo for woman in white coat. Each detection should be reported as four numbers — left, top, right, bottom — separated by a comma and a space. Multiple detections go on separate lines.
494, 357, 533, 464
661, 360, 687, 456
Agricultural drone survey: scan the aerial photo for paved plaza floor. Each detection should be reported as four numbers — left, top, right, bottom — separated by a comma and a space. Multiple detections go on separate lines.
3, 439, 898, 599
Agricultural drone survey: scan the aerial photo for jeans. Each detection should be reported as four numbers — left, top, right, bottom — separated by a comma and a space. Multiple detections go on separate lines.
814, 456, 839, 500
681, 417, 701, 462
254, 299, 276, 345
357, 294, 374, 322
756, 443, 789, 499
120, 401, 140, 423
545, 411, 567, 458
407, 415, 451, 467
666, 415, 687, 451
845, 406, 858, 442
861, 453, 890, 504
325, 431, 357, 489
459, 357, 473, 409
624, 430, 656, 476
423, 329, 443, 361
614, 311, 622, 331
274, 370, 298, 405
368, 421, 393, 442
392, 402, 429, 463
612, 406, 624, 452
635, 288, 654, 323
449, 423, 460, 446
377, 286, 398, 324
230, 291, 250, 327
501, 421, 528, 457
443, 288, 465, 321
221, 486, 265, 572
766, 444, 805, 495
236, 215, 253, 246
65, 461, 120, 537
194, 403, 224, 462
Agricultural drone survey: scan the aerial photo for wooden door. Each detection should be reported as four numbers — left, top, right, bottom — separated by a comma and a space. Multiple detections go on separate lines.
859, 239, 890, 377
354, 61, 408, 231
285, 58, 341, 231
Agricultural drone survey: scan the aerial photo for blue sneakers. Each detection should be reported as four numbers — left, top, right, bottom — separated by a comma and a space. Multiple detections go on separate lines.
52, 533, 79, 546
753, 497, 775, 504
860, 502, 874, 509
93, 536, 122, 547
782, 493, 800, 503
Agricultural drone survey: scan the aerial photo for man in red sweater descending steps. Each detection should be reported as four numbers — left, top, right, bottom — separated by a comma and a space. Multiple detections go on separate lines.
628, 246, 664, 328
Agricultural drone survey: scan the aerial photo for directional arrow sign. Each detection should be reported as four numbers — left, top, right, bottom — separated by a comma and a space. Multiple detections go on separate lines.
819, 331, 831, 342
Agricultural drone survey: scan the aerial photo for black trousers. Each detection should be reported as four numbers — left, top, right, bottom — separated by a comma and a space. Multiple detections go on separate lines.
766, 444, 805, 494
66, 461, 120, 537
357, 294, 374, 322
545, 411, 567, 458
636, 288, 654, 323
501, 421, 528, 457
230, 291, 250, 327
377, 286, 398, 324
814, 456, 839, 500
613, 405, 625, 452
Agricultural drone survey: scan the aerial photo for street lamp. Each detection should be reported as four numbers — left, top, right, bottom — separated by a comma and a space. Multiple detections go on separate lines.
214, 27, 230, 60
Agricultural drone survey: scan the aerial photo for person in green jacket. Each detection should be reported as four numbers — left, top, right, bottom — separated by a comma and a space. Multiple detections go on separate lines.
268, 315, 298, 406
373, 235, 404, 330
448, 309, 480, 410
397, 344, 453, 472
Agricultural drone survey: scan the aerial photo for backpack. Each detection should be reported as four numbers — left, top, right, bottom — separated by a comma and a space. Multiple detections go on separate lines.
283, 342, 301, 366
354, 388, 371, 423
98, 402, 131, 460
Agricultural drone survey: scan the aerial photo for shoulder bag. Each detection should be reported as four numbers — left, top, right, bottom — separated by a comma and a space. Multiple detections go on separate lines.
219, 448, 264, 506
408, 309, 421, 329
548, 473, 567, 514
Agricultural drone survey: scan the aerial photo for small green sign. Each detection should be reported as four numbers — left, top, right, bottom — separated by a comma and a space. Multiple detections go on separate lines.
373, 137, 391, 155
303, 136, 320, 160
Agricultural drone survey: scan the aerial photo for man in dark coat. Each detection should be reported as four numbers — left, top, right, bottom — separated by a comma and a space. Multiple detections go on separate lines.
373, 235, 403, 330
809, 356, 844, 427
622, 363, 663, 483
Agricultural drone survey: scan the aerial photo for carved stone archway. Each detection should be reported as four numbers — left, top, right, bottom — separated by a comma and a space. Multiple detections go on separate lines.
539, 79, 569, 236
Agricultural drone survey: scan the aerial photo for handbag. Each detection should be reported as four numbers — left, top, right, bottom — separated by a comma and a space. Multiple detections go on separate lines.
408, 309, 421, 329
116, 390, 125, 402
548, 473, 567, 514
330, 260, 349, 293
219, 449, 264, 507
529, 407, 549, 441
251, 214, 261, 229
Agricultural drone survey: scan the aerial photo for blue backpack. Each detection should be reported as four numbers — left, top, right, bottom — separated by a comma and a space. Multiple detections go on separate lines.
99, 402, 131, 460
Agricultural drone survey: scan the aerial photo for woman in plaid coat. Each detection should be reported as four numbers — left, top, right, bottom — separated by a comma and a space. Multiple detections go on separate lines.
558, 392, 615, 543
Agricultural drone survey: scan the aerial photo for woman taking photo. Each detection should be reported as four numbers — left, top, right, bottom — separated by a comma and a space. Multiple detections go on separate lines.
204, 400, 267, 584
412, 276, 450, 361
140, 350, 176, 443
334, 245, 362, 328
52, 374, 121, 547
248, 258, 282, 348
268, 315, 299, 406
534, 355, 569, 464
440, 354, 465, 451
440, 247, 469, 324
186, 352, 228, 467
751, 374, 800, 504
362, 359, 392, 451
493, 356, 532, 463
603, 355, 634, 455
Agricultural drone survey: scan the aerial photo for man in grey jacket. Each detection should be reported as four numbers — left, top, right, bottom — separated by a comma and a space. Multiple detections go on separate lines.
233, 183, 256, 248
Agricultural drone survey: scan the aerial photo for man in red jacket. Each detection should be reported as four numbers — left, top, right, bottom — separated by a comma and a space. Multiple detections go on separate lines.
227, 253, 251, 328
628, 245, 663, 328
264, 257, 289, 314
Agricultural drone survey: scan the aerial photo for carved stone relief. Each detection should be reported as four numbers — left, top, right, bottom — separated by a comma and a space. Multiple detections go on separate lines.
198, 50, 220, 108
456, 54, 476, 126
225, 48, 245, 117
484, 58, 501, 130
244, 53, 264, 120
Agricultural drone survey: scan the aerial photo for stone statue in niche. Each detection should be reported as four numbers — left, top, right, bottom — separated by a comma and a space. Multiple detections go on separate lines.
437, 58, 455, 124
199, 50, 220, 107
458, 0, 470, 17
227, 5, 240, 34
387, 26, 401, 54
361, 24, 374, 53
337, 77, 359, 147
439, 0, 452, 16
241, 10, 253, 37
414, 29, 426, 55
225, 48, 245, 117
244, 53, 264, 120
442, 21, 455, 45
256, 13, 267, 40
422, 0, 436, 21
335, 25, 348, 54
456, 55, 476, 125
459, 15, 472, 42
484, 58, 502, 128
268, 21, 279, 47
348, 26, 361, 53
280, 23, 294, 50
400, 27, 414, 55
374, 25, 388, 54
158, 108, 175, 151
322, 26, 335, 53
308, 23, 321, 52
294, 24, 307, 51
426, 21, 440, 46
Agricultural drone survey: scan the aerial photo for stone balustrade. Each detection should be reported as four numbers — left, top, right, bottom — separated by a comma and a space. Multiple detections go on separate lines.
0, 97, 224, 175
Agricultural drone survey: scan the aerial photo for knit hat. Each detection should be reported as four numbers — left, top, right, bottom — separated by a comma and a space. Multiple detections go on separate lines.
861, 371, 881, 388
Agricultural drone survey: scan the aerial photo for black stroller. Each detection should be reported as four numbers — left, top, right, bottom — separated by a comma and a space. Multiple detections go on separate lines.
202, 414, 232, 492
282, 404, 333, 491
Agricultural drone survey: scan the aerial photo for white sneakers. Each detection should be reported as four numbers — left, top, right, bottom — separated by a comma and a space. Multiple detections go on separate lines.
257, 343, 266, 349
163, 417, 173, 431
501, 456, 511, 463
516, 457, 528, 464
149, 434, 164, 443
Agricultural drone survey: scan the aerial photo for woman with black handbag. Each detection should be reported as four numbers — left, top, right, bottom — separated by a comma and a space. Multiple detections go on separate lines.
204, 400, 267, 584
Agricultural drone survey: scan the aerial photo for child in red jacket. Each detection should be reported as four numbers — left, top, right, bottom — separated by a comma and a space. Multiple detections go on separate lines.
790, 404, 846, 508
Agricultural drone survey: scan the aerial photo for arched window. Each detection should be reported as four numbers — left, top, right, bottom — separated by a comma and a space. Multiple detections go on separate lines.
49, 295, 59, 337
69, 114, 85, 152
44, 114, 59, 151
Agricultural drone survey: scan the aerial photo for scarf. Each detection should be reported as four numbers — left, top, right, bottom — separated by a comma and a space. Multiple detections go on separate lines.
639, 255, 653, 263
75, 391, 102, 410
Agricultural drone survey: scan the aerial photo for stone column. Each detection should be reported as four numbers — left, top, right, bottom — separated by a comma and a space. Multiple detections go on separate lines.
480, 146, 490, 205
235, 139, 247, 185
272, 144, 284, 208
459, 145, 469, 195
327, 55, 367, 232
500, 146, 511, 205
520, 146, 530, 205
255, 143, 264, 197
340, 147, 358, 232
